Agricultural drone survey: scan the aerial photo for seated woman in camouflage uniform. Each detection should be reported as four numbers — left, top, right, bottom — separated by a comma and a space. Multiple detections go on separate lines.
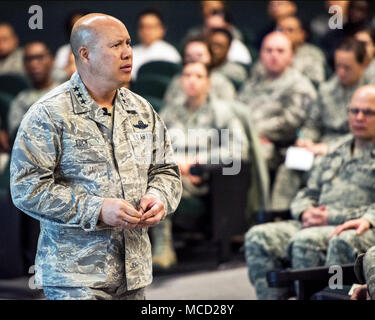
153, 61, 249, 270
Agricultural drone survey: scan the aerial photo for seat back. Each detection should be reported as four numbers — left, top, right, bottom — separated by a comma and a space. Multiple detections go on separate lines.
137, 61, 181, 79
132, 74, 171, 100
0, 73, 30, 97
0, 92, 13, 130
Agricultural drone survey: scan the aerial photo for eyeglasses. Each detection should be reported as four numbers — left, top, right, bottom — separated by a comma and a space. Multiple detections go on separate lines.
348, 108, 375, 117
24, 54, 49, 63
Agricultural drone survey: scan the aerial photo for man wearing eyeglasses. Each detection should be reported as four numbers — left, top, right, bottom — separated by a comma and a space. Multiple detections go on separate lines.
272, 37, 372, 210
245, 85, 375, 300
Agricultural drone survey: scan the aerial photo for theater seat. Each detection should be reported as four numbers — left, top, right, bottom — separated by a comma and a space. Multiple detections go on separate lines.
0, 92, 13, 131
132, 74, 171, 100
137, 61, 181, 79
0, 73, 30, 97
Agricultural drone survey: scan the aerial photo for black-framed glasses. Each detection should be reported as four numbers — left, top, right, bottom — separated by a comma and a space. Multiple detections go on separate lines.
348, 108, 375, 117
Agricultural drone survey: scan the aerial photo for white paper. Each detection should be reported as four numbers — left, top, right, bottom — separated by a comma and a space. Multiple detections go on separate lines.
285, 147, 314, 171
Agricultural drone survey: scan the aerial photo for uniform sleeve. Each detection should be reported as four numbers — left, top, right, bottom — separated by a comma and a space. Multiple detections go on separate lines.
146, 108, 182, 217
290, 156, 325, 220
10, 105, 104, 231
363, 206, 375, 228
326, 205, 375, 226
256, 91, 315, 142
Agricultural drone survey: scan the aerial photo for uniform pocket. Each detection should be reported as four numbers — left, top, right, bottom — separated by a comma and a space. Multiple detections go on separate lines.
57, 228, 110, 274
129, 132, 153, 166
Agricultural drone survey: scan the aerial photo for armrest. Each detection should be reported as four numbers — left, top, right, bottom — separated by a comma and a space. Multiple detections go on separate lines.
189, 163, 233, 176
256, 210, 292, 224
267, 264, 357, 300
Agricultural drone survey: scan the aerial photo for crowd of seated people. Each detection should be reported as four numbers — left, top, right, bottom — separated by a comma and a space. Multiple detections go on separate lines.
1, 0, 375, 300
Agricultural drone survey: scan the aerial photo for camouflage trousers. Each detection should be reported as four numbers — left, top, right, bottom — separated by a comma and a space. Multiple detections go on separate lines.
364, 246, 375, 300
43, 285, 146, 300
245, 220, 375, 300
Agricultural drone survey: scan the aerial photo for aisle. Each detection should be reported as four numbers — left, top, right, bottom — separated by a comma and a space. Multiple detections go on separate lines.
147, 263, 256, 300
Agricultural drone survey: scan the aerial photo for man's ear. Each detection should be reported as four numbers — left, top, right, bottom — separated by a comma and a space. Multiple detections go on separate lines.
78, 46, 89, 63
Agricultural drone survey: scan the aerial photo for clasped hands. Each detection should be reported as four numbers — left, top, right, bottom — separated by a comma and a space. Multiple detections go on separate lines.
302, 206, 371, 237
99, 194, 165, 230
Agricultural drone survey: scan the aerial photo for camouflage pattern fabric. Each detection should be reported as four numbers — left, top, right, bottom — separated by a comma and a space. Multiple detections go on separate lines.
300, 74, 372, 145
272, 73, 372, 210
43, 285, 146, 300
10, 71, 182, 294
293, 43, 326, 84
245, 136, 375, 299
238, 66, 316, 145
160, 95, 249, 197
0, 48, 24, 75
238, 66, 316, 169
7, 83, 59, 140
364, 59, 375, 84
212, 60, 248, 84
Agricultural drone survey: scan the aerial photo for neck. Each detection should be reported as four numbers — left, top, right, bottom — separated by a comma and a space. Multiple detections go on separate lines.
186, 94, 207, 111
79, 70, 117, 107
266, 70, 284, 79
342, 78, 361, 89
32, 78, 52, 90
354, 137, 375, 151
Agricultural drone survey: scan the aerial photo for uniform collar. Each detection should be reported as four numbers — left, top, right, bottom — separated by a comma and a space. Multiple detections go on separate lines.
69, 71, 130, 125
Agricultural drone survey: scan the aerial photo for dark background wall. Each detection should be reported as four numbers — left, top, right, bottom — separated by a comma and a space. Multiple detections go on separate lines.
0, 1, 325, 53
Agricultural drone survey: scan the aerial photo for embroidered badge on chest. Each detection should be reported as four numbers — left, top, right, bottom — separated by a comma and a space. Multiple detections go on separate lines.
133, 120, 149, 129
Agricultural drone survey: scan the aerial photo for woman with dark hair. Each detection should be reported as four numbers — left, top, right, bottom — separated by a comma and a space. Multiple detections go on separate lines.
354, 26, 375, 81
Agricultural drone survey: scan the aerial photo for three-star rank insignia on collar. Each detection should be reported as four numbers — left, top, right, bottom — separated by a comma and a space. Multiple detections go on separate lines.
133, 120, 149, 129
72, 85, 87, 105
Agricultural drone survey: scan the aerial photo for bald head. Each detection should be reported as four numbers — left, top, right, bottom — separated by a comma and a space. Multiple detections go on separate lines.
352, 85, 375, 106
70, 13, 125, 61
68, 13, 132, 93
262, 31, 293, 52
260, 31, 293, 77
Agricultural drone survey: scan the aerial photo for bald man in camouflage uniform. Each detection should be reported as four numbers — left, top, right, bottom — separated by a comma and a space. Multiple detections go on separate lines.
272, 37, 372, 210
245, 85, 375, 300
10, 14, 182, 300
238, 31, 317, 172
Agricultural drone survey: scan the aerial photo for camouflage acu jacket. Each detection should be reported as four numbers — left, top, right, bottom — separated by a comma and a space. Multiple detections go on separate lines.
291, 135, 375, 226
238, 67, 317, 144
10, 72, 182, 290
